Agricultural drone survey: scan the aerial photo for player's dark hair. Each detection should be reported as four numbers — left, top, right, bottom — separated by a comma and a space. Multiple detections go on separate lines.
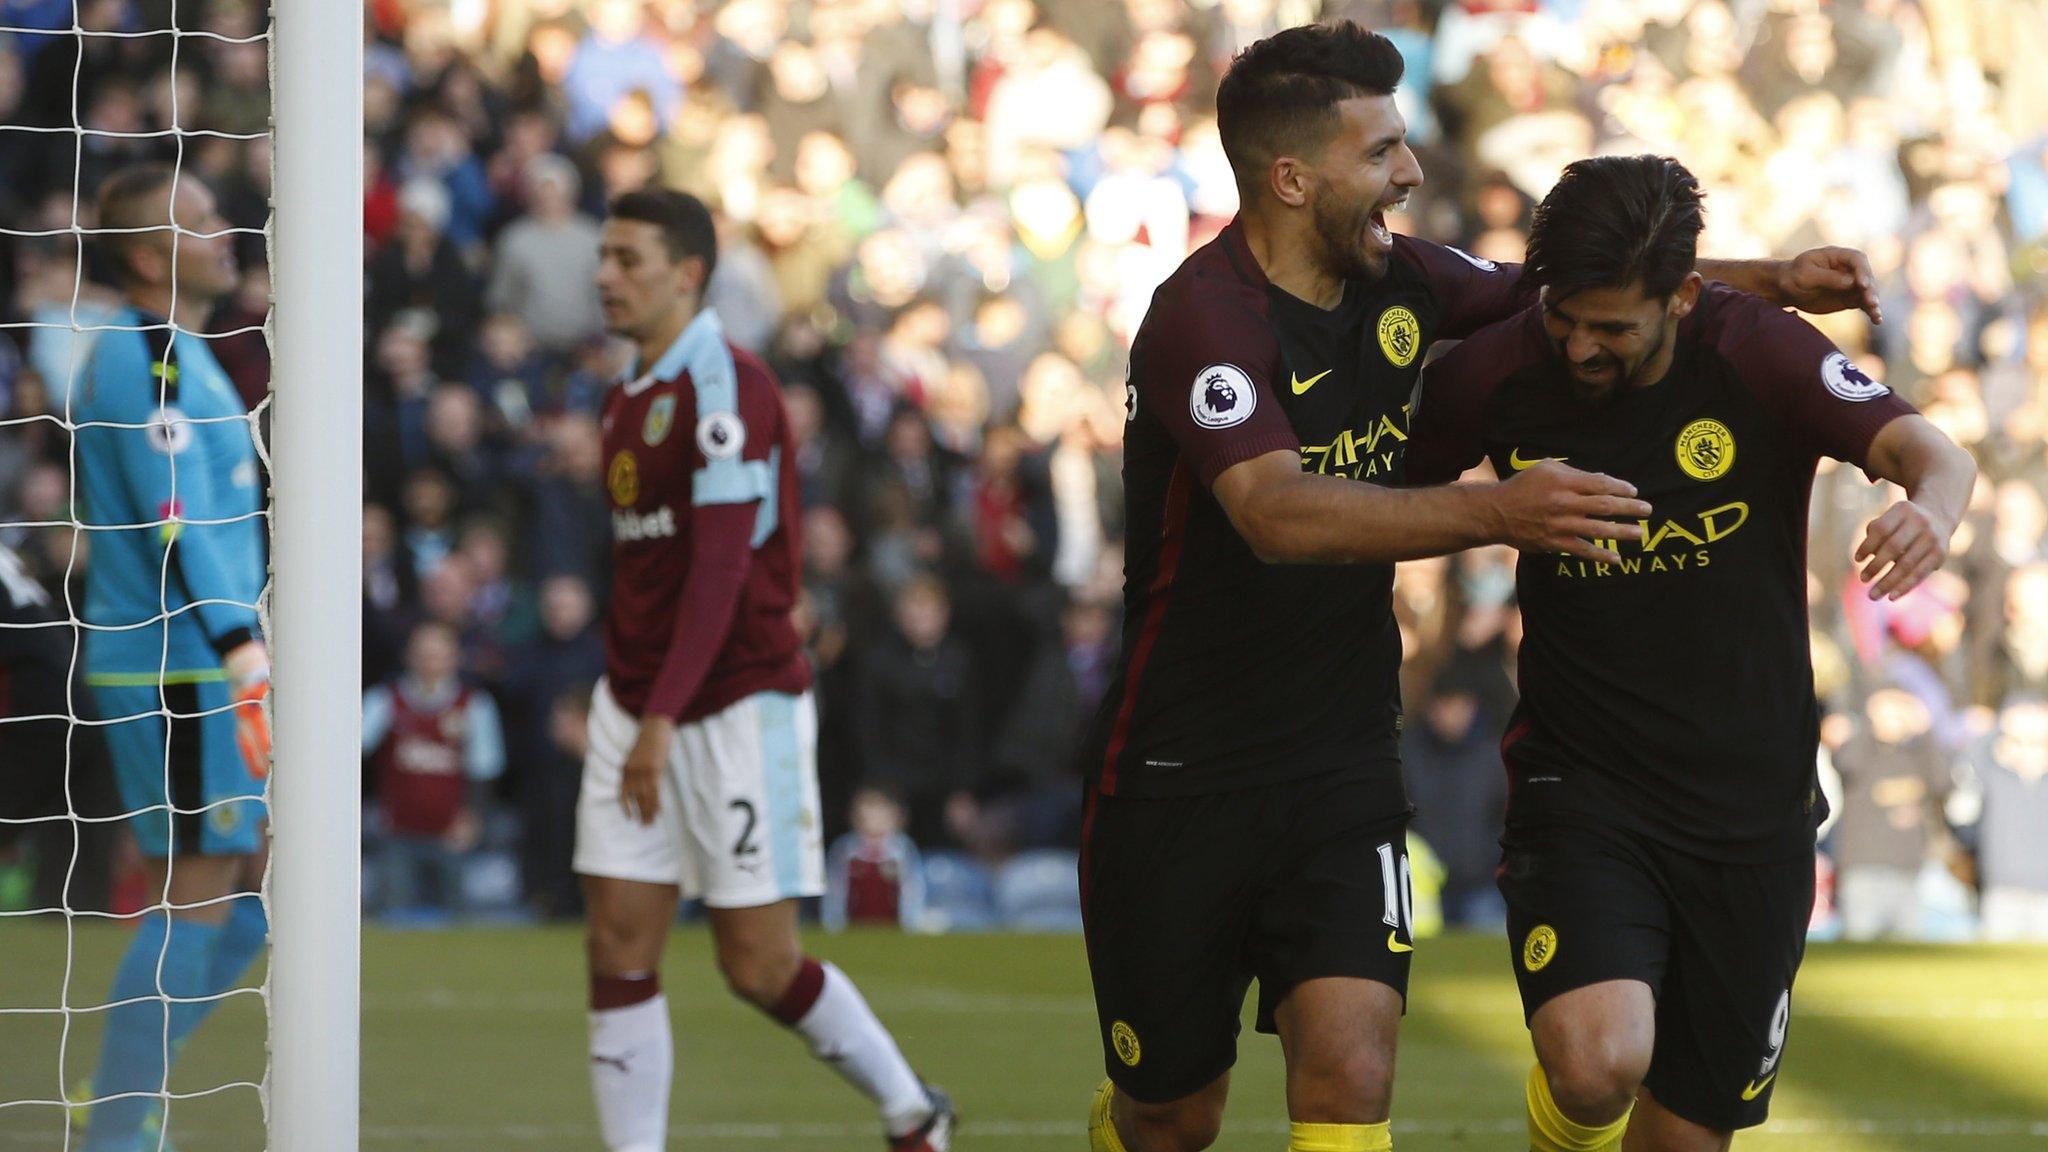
608, 187, 718, 281
1215, 21, 1405, 198
1524, 155, 1705, 302
94, 162, 181, 286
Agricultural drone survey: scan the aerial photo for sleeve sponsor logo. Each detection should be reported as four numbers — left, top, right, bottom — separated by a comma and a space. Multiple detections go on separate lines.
1377, 306, 1421, 368
1189, 363, 1256, 429
1821, 352, 1889, 402
144, 406, 193, 455
697, 411, 746, 460
1674, 418, 1736, 481
1446, 245, 1498, 271
1124, 382, 1138, 422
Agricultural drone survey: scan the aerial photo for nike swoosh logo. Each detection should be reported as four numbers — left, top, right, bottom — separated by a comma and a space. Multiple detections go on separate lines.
1508, 448, 1567, 471
1741, 1073, 1776, 1101
1387, 930, 1413, 954
1291, 369, 1333, 395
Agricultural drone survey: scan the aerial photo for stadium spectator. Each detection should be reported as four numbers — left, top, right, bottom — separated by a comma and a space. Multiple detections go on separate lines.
823, 785, 929, 931
1971, 695, 2048, 941
560, 0, 677, 146
525, 683, 595, 920
855, 574, 979, 848
487, 153, 605, 352
0, 542, 122, 914
1402, 659, 1510, 928
366, 180, 481, 379
362, 620, 508, 918
1831, 684, 1956, 940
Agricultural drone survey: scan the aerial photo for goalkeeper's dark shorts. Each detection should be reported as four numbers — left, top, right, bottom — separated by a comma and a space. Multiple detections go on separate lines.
1079, 768, 1414, 1104
92, 678, 264, 858
1498, 819, 1814, 1130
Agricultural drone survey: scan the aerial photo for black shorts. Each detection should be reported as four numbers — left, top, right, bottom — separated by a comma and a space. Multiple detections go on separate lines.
1080, 770, 1414, 1103
1498, 820, 1814, 1132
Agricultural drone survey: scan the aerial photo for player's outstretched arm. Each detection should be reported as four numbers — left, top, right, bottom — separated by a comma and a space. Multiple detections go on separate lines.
1211, 450, 1649, 566
1854, 414, 1976, 601
1698, 247, 1884, 325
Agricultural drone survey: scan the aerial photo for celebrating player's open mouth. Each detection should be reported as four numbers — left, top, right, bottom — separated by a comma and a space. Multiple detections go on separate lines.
1365, 197, 1401, 252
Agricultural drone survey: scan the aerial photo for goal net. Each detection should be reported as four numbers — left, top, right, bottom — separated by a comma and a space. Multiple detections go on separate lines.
0, 1, 360, 1149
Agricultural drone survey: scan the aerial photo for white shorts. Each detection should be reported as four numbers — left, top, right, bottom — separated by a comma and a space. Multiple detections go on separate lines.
573, 680, 825, 908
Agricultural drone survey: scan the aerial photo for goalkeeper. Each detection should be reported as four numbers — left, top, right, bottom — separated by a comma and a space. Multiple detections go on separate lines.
70, 163, 270, 1152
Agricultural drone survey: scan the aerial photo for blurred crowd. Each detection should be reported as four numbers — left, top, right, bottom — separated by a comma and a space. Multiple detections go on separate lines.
0, 0, 2044, 937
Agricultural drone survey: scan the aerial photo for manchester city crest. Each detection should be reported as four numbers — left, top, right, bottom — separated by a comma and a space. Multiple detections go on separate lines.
643, 394, 677, 446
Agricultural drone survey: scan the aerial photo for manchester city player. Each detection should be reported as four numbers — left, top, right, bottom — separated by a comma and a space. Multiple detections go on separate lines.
71, 164, 271, 1151
1408, 156, 1976, 1152
1079, 23, 1885, 1152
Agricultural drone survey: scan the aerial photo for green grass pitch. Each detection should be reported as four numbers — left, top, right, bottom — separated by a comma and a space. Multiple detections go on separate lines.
2, 925, 2044, 1150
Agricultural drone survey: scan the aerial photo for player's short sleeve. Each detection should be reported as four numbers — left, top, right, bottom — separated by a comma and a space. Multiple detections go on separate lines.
1131, 285, 1298, 487
1711, 290, 1915, 469
1405, 341, 1495, 487
1391, 235, 1529, 340
1405, 307, 1540, 486
691, 348, 785, 547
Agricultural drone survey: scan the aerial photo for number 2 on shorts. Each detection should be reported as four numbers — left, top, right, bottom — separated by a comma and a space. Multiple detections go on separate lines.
730, 799, 760, 859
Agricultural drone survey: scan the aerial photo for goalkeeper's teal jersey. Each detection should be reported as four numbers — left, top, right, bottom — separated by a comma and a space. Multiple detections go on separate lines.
73, 307, 264, 683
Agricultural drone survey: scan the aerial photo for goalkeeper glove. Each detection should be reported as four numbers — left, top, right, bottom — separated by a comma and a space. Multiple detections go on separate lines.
224, 640, 271, 780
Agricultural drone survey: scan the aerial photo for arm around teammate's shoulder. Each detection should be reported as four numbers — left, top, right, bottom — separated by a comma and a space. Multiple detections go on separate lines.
1211, 450, 1649, 566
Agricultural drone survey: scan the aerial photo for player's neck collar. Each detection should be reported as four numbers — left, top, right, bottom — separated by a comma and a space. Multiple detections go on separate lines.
621, 308, 724, 395
1220, 217, 1270, 289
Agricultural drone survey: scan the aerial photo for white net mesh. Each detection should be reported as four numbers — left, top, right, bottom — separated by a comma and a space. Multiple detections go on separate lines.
0, 2, 273, 1148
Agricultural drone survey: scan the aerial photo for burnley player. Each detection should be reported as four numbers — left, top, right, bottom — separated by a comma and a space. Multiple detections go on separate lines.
1406, 156, 1975, 1152
575, 189, 951, 1152
1081, 23, 1887, 1152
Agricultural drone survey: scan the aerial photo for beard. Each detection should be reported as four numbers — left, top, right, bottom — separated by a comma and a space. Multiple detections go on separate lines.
1311, 187, 1388, 282
1559, 321, 1676, 403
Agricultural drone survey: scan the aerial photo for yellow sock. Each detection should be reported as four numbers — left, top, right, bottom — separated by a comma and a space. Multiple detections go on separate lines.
1090, 1079, 1130, 1152
1526, 1063, 1630, 1152
1287, 1120, 1393, 1151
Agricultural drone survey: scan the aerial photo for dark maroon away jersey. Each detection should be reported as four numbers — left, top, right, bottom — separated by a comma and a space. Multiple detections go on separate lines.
1085, 219, 1528, 801
1408, 284, 1916, 860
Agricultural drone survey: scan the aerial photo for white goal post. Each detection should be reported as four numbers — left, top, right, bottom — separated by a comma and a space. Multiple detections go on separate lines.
269, 0, 362, 1148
